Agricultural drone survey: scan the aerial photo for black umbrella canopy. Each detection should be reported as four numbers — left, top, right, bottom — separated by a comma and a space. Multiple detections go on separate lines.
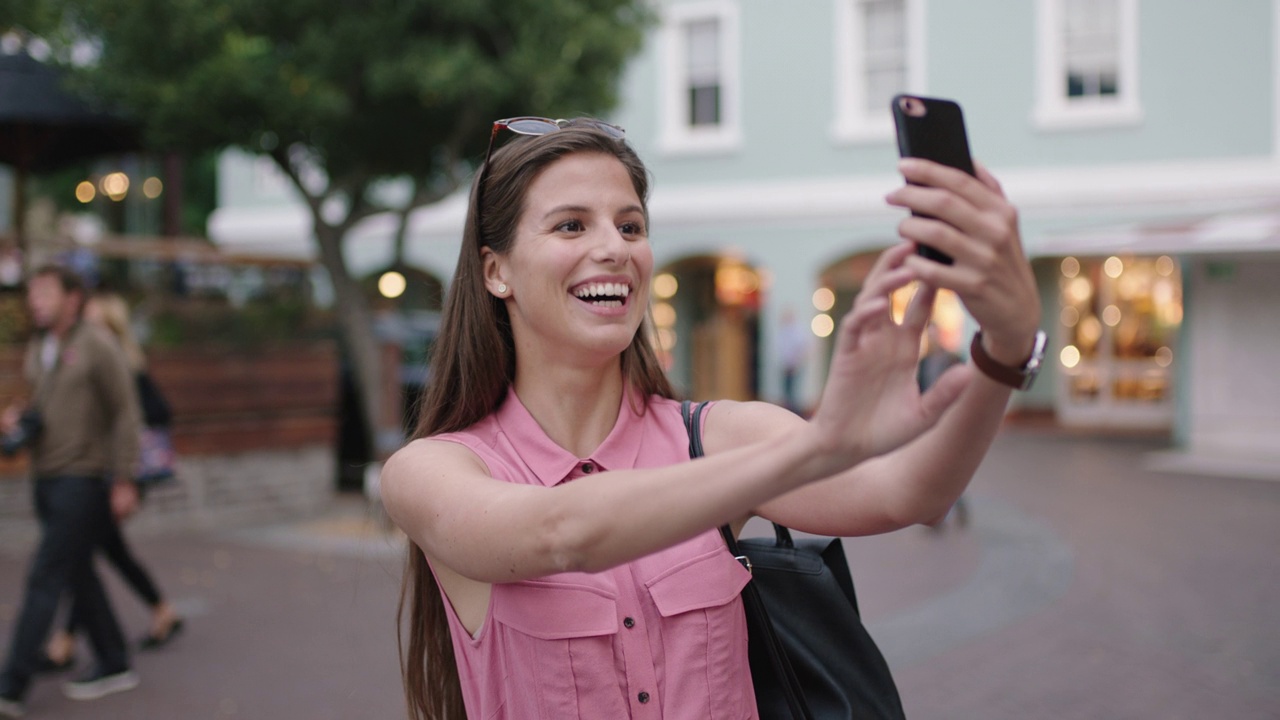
0, 50, 143, 251
0, 50, 140, 172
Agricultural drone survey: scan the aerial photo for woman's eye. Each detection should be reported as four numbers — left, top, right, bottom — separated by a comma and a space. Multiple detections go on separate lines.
620, 222, 645, 236
556, 220, 584, 233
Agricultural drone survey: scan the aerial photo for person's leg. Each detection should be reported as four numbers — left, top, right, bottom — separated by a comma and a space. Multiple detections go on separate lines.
98, 515, 162, 607
65, 479, 129, 676
45, 626, 76, 667
97, 517, 182, 645
0, 477, 97, 701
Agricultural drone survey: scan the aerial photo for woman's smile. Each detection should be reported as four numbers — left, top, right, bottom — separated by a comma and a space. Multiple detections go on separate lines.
570, 278, 633, 313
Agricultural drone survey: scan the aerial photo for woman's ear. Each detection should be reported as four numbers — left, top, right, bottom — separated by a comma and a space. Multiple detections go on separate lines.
481, 248, 510, 298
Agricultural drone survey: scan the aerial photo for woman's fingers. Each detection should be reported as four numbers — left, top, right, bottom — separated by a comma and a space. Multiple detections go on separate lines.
897, 158, 1004, 211
918, 363, 973, 424
972, 159, 1006, 197
901, 282, 937, 338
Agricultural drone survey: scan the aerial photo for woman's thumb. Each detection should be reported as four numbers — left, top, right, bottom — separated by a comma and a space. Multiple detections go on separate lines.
918, 364, 974, 426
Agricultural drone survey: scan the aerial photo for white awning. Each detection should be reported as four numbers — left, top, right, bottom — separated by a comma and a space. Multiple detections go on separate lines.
1032, 206, 1280, 258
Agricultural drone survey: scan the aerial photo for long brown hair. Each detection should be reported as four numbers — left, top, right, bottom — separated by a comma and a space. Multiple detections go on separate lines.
398, 122, 676, 720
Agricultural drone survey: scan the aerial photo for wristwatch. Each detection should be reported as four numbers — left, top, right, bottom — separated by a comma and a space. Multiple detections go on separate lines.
969, 329, 1047, 391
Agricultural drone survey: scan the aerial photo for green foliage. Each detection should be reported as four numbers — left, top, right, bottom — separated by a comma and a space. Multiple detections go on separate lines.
0, 293, 30, 345
148, 296, 336, 349
31, 0, 653, 202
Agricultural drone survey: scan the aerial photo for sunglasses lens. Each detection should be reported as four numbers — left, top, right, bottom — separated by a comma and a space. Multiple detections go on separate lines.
506, 118, 562, 136
582, 120, 625, 139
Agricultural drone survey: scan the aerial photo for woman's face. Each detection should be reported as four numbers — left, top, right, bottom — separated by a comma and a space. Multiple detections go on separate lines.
83, 298, 105, 326
485, 151, 652, 365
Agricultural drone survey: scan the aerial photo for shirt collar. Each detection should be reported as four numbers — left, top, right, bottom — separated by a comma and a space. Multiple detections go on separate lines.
495, 386, 646, 487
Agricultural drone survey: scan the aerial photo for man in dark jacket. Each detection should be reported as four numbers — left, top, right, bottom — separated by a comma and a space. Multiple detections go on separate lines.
0, 265, 143, 718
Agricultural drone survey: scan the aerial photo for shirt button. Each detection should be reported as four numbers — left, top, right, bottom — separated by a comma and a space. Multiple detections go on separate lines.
638, 691, 650, 704
581, 462, 595, 474
623, 616, 635, 629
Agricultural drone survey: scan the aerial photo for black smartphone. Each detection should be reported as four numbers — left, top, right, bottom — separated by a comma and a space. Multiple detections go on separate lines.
891, 94, 976, 265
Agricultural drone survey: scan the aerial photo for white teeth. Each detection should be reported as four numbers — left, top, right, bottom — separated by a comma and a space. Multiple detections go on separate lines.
573, 282, 631, 299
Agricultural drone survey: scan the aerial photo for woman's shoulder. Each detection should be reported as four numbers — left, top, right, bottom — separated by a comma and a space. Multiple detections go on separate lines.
700, 398, 805, 454
386, 433, 492, 485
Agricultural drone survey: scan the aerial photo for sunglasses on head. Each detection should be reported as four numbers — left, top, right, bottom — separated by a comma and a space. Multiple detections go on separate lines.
483, 116, 626, 170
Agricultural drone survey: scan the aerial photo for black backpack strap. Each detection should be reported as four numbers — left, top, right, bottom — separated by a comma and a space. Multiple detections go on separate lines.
679, 400, 813, 720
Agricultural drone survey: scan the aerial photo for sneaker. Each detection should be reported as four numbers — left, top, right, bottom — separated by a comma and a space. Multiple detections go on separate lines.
62, 668, 139, 701
0, 694, 23, 719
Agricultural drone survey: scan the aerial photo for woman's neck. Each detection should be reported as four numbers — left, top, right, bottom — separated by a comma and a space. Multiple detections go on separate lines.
512, 363, 626, 459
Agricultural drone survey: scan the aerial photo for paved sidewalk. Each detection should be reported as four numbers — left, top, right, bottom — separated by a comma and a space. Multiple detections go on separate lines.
0, 428, 1276, 719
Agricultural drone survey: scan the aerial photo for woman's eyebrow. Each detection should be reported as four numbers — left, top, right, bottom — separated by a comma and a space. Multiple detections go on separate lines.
541, 203, 645, 220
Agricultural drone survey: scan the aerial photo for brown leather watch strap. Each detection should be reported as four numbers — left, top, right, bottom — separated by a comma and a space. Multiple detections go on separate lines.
969, 330, 1046, 390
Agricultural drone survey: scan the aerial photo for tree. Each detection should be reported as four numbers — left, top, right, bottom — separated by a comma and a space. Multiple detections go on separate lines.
23, 0, 650, 455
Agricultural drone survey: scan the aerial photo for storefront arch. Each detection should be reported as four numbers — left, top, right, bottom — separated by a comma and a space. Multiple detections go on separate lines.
814, 247, 966, 379
652, 254, 764, 401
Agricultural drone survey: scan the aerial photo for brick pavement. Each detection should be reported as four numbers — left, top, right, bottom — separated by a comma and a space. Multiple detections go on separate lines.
0, 428, 1276, 719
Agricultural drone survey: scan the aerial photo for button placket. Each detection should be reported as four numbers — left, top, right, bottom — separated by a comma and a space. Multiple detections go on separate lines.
612, 565, 660, 718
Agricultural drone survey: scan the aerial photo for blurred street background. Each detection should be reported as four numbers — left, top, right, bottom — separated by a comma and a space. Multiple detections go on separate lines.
3, 1, 1280, 718
2, 425, 1277, 719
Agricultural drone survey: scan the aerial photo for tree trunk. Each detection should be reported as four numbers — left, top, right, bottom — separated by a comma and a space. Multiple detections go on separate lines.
162, 152, 184, 236
312, 221, 390, 460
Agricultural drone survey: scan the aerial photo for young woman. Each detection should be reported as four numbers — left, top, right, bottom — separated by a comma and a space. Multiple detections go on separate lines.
381, 118, 1041, 719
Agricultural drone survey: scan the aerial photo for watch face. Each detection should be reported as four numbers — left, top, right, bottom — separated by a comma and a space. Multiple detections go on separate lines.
1019, 330, 1049, 390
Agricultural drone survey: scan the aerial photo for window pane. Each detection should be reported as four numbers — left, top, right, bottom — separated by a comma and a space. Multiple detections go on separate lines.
685, 18, 722, 127
686, 19, 720, 82
864, 0, 904, 54
866, 67, 905, 114
1063, 0, 1120, 98
690, 84, 721, 126
861, 0, 906, 112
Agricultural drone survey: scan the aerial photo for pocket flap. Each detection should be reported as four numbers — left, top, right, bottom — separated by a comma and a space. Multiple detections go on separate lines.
646, 547, 750, 617
492, 580, 619, 640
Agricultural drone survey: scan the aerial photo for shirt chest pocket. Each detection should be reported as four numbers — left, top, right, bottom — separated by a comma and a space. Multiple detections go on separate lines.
644, 546, 754, 719
491, 578, 629, 719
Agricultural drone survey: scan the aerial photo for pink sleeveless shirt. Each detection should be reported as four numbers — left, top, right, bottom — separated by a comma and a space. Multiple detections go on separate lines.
431, 389, 757, 719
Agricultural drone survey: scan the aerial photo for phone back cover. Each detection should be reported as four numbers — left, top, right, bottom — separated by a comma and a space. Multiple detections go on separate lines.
892, 97, 975, 176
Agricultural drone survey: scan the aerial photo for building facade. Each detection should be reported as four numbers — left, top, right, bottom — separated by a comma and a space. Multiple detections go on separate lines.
208, 0, 1280, 467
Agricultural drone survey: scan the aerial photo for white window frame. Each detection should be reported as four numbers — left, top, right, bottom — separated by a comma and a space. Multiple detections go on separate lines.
658, 0, 743, 156
1034, 0, 1142, 131
832, 0, 924, 144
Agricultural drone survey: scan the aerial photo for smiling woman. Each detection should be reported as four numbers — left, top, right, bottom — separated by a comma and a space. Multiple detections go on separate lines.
380, 116, 1044, 720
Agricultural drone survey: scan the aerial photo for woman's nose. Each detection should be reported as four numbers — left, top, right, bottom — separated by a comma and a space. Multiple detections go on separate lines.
592, 227, 631, 265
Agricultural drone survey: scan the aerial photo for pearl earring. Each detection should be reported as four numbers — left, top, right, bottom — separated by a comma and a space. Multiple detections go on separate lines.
497, 283, 508, 294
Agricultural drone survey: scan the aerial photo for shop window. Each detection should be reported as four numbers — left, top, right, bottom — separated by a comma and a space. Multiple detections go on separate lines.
1057, 254, 1181, 427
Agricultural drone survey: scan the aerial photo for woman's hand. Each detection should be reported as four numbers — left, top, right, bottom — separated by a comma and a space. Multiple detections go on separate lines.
808, 242, 973, 470
887, 158, 1041, 365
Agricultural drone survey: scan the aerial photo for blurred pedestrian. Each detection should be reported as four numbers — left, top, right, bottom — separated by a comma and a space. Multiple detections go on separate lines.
40, 291, 184, 675
918, 322, 970, 529
379, 117, 1043, 718
0, 266, 143, 718
776, 306, 810, 414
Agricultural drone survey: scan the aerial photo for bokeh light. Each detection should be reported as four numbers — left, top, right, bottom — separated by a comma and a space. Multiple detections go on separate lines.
378, 271, 406, 299
653, 273, 678, 299
811, 313, 834, 338
75, 181, 96, 203
811, 287, 835, 312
